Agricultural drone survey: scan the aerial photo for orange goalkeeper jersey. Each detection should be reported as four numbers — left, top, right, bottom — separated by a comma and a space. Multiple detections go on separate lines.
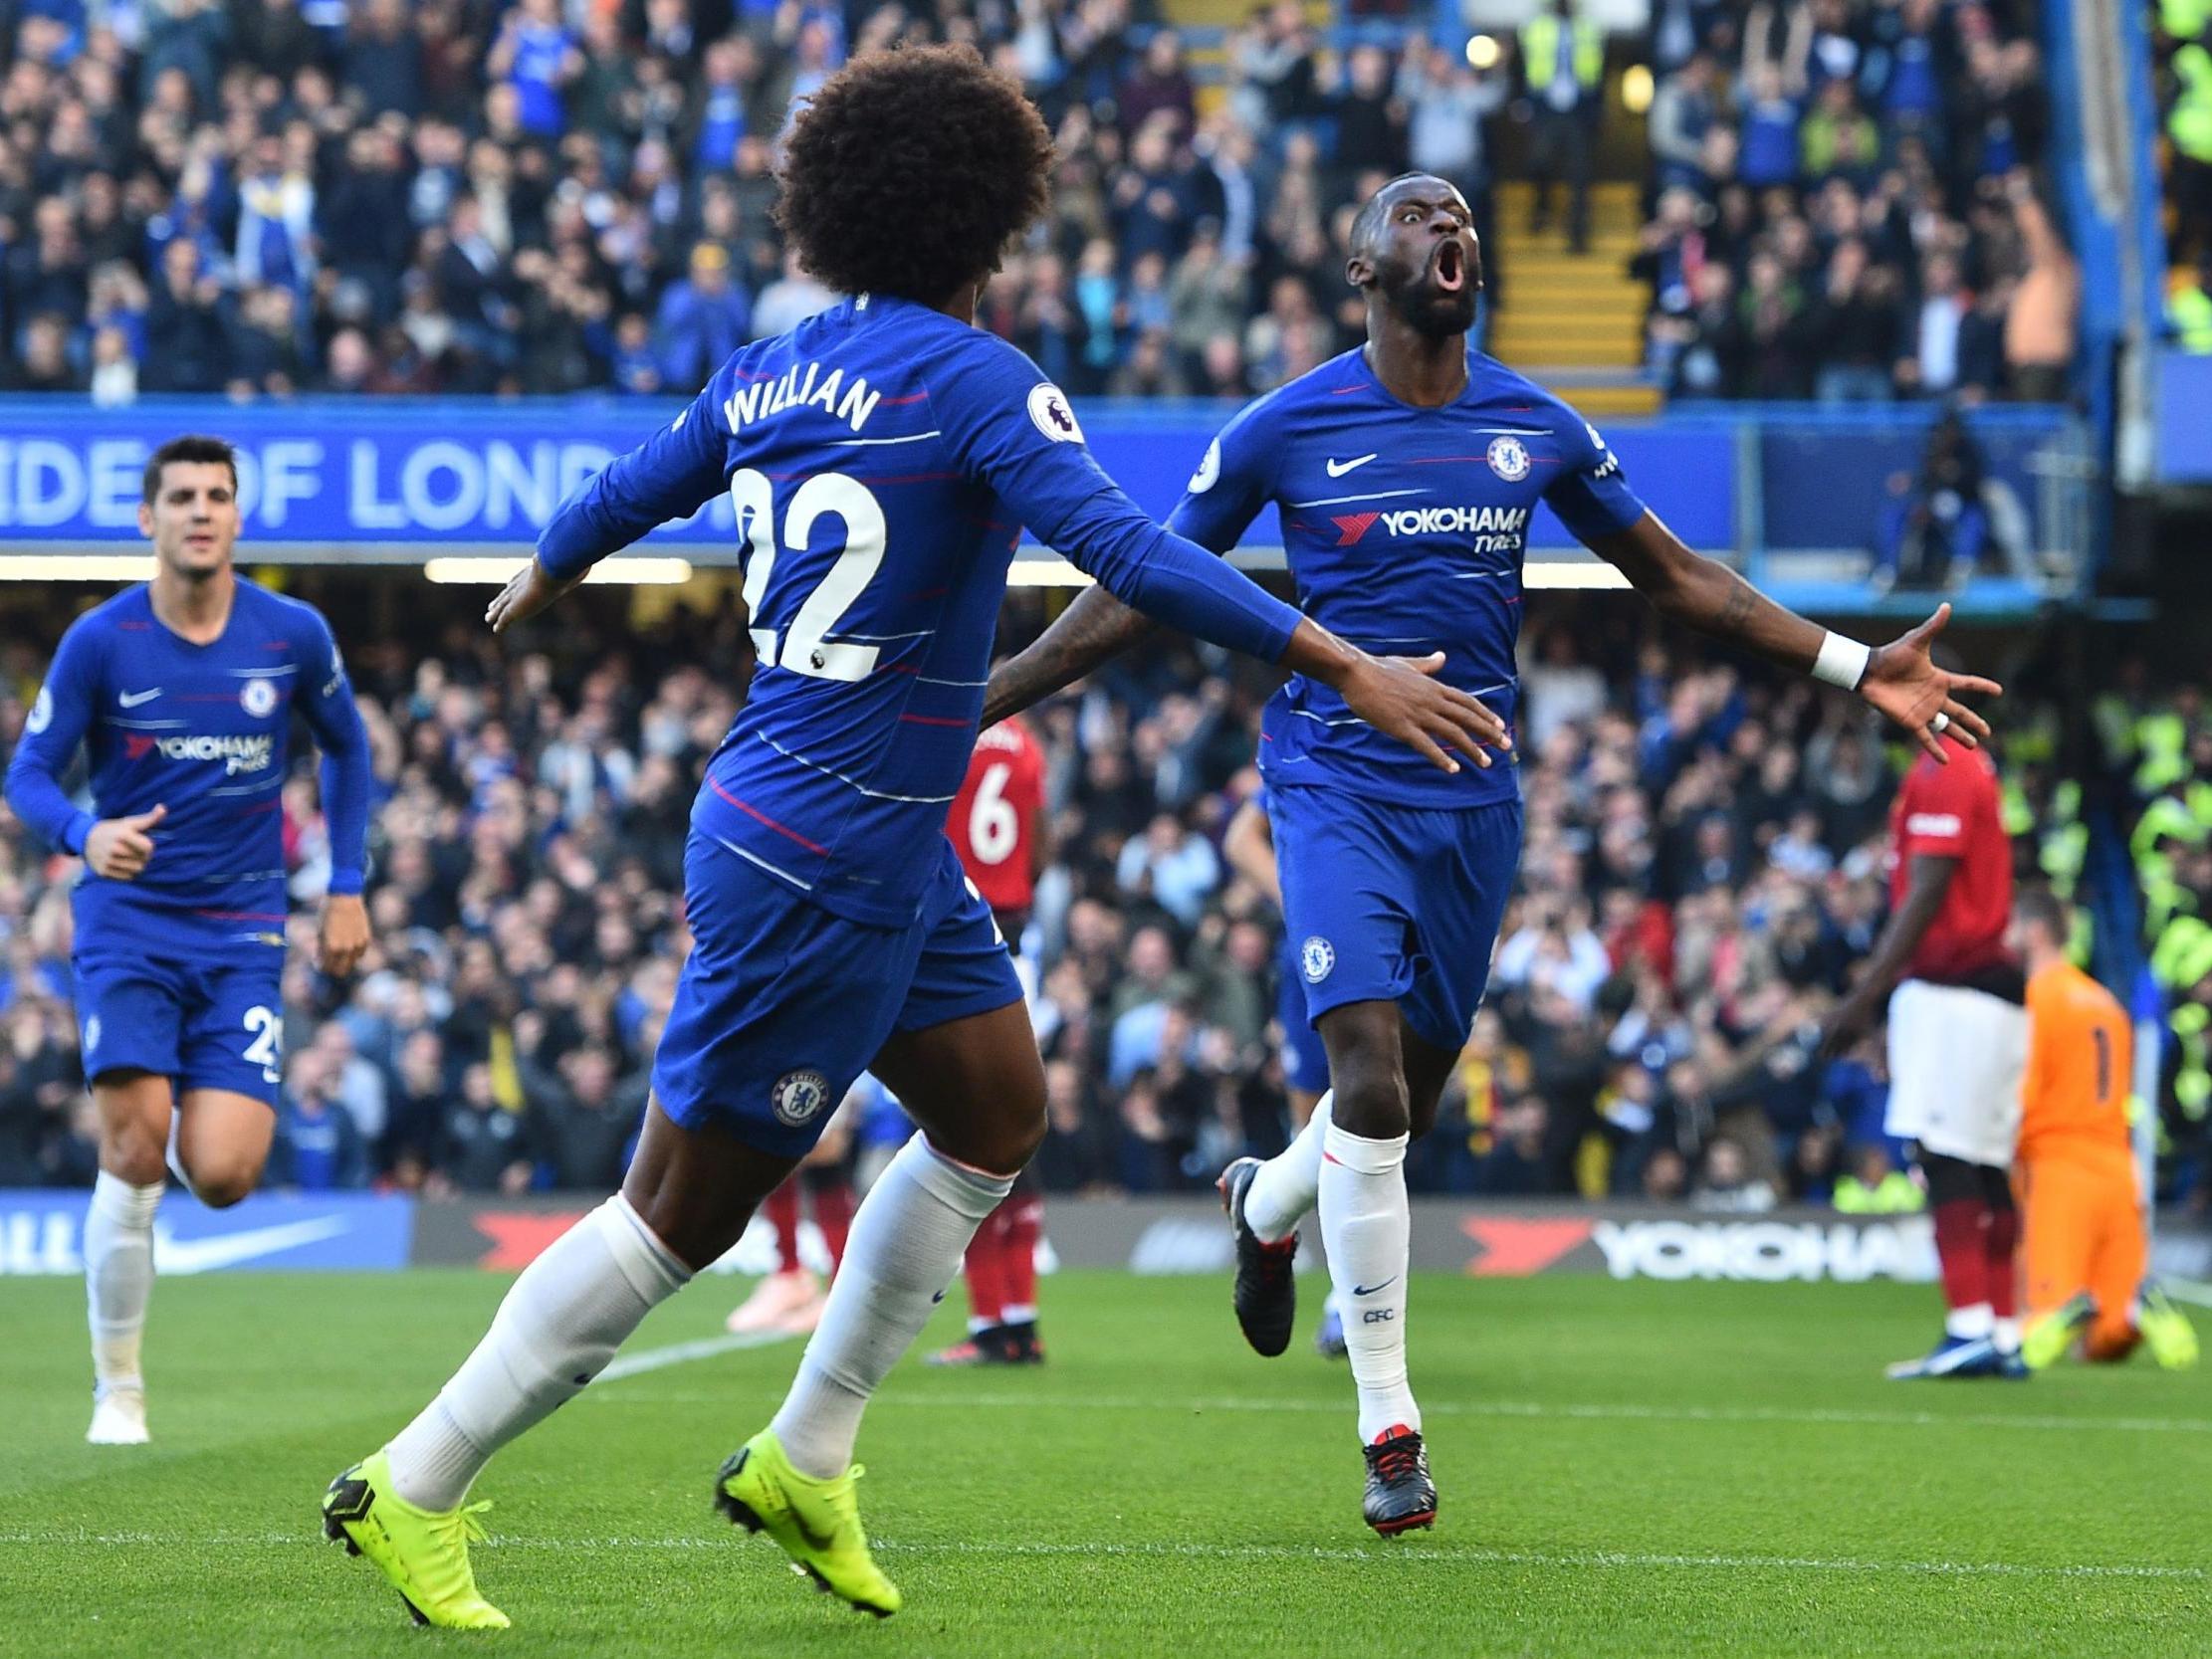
2019, 959, 2133, 1158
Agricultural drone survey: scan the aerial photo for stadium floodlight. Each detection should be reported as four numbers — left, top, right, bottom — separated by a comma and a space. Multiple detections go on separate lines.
422, 556, 695, 585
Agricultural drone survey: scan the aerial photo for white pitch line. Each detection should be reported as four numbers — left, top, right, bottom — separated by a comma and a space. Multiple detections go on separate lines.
591, 1383, 2212, 1438
0, 1530, 2195, 1583
595, 1328, 796, 1383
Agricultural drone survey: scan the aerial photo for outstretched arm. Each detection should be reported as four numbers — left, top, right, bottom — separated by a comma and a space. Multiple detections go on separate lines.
949, 348, 1508, 772
1586, 512, 2001, 760
982, 583, 1154, 726
491, 384, 730, 634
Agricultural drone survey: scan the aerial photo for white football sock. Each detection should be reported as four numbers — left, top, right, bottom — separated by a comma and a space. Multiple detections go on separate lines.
1243, 1090, 1332, 1244
85, 1172, 163, 1392
1992, 1316, 2022, 1353
771, 1136, 1012, 1479
1318, 1122, 1418, 1443
1945, 1302, 1994, 1342
385, 1195, 688, 1511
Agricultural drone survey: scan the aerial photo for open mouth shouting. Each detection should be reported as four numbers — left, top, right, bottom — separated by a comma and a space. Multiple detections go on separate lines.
1431, 237, 1467, 295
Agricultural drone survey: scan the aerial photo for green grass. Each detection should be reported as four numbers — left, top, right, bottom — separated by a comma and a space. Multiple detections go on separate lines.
2, 1268, 2207, 1658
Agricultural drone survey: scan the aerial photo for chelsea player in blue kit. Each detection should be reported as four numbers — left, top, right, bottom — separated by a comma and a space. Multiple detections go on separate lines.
985, 173, 2002, 1535
321, 50, 1503, 1630
4, 435, 371, 1447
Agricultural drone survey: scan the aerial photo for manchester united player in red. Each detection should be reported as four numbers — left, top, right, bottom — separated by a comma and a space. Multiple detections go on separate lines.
1822, 732, 2025, 1378
931, 716, 1051, 1364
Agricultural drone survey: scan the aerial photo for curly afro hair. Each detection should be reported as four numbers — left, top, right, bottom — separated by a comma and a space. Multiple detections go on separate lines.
774, 45, 1054, 307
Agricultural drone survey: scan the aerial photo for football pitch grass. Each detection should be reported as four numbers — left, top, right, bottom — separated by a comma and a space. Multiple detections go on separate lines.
3, 1269, 2207, 1658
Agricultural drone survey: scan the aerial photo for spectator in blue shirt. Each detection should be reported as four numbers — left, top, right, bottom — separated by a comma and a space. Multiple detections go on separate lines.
272, 1053, 370, 1191
1738, 62, 1804, 189
610, 313, 664, 395
653, 241, 751, 390
490, 0, 581, 139
691, 38, 751, 171
1116, 813, 1221, 931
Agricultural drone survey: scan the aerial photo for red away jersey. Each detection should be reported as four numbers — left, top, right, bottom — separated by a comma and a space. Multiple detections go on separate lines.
1887, 738, 2013, 983
951, 718, 1045, 915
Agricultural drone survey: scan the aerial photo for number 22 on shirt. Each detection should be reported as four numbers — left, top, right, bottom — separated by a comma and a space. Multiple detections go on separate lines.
731, 469, 886, 683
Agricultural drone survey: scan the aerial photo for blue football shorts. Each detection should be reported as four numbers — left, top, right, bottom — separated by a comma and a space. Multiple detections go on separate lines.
1270, 782, 1522, 1057
71, 945, 287, 1106
654, 830, 1024, 1158
1276, 931, 1333, 1095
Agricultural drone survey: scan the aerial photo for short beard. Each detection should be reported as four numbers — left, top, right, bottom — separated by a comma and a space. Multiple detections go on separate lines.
1385, 280, 1477, 340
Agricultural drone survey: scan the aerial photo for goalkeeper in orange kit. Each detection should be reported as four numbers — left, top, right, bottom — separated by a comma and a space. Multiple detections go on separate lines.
2011, 890, 2197, 1370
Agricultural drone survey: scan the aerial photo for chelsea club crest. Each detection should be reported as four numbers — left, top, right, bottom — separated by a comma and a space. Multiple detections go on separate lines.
772, 1068, 832, 1128
1485, 435, 1532, 483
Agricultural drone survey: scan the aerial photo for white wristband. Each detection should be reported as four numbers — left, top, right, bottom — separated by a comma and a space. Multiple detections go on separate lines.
1812, 631, 1871, 691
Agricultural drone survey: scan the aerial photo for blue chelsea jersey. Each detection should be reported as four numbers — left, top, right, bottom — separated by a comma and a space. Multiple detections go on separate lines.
1169, 346, 1648, 809
538, 295, 1301, 927
3, 578, 370, 957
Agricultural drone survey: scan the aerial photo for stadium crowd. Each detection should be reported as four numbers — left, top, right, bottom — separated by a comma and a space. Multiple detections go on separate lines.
1634, 0, 2075, 402
1, 588, 2201, 1214
0, 0, 2073, 404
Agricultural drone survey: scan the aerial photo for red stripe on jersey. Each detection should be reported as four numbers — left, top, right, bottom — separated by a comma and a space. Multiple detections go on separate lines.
709, 778, 829, 855
899, 713, 968, 727
876, 392, 930, 404
195, 910, 289, 922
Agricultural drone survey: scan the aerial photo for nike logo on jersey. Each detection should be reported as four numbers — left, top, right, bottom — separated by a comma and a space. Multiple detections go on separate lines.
117, 688, 162, 708
1326, 454, 1379, 478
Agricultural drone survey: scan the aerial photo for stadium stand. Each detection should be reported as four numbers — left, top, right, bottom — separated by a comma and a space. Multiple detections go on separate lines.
2, 590, 2199, 1213
0, 0, 2189, 1213
0, 0, 2072, 409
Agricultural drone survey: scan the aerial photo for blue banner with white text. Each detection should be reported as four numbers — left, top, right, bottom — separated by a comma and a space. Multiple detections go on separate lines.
0, 398, 2094, 571
0, 398, 1734, 552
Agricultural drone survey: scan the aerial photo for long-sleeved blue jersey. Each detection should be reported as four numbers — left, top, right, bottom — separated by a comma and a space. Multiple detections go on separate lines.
538, 294, 1305, 927
1169, 346, 1648, 809
4, 578, 371, 957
